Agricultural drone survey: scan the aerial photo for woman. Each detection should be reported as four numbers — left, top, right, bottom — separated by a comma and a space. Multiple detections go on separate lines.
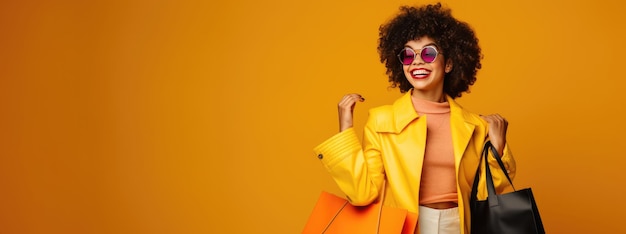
313, 3, 516, 234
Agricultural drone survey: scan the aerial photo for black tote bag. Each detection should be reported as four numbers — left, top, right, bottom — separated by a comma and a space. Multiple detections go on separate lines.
470, 141, 545, 234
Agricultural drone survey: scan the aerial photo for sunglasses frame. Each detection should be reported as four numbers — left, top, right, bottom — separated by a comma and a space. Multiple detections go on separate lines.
397, 45, 440, 65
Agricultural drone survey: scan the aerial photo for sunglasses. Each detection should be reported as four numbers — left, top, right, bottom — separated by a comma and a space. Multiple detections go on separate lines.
397, 45, 440, 65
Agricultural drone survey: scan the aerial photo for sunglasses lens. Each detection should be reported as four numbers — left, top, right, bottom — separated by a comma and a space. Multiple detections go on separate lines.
399, 49, 415, 65
420, 46, 437, 63
421, 46, 438, 63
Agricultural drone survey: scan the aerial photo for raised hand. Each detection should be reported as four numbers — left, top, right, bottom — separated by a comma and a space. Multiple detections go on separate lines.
337, 93, 365, 132
480, 114, 508, 156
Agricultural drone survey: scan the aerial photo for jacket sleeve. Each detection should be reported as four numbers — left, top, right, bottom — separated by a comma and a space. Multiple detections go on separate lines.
487, 144, 517, 194
313, 121, 384, 206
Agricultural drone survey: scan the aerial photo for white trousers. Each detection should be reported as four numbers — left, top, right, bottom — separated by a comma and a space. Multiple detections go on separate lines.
417, 206, 461, 234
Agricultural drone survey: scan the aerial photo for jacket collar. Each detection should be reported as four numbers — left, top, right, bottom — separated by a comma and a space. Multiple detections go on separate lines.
385, 90, 482, 170
387, 90, 482, 133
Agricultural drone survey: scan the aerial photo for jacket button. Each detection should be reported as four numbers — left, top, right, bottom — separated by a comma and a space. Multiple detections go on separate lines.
317, 154, 323, 159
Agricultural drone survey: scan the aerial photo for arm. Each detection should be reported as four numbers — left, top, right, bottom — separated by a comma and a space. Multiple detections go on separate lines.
312, 93, 384, 206
481, 114, 517, 192
489, 143, 517, 194
313, 125, 384, 206
481, 114, 508, 156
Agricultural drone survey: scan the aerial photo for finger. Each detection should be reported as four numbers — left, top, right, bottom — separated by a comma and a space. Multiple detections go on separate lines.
344, 93, 364, 100
350, 94, 365, 102
480, 114, 493, 123
338, 94, 364, 112
339, 96, 358, 107
481, 114, 504, 121
493, 114, 507, 125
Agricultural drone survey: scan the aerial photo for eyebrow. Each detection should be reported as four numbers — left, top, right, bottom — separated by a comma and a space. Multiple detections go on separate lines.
405, 43, 439, 50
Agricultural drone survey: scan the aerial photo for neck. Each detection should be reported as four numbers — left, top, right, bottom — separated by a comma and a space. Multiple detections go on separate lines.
411, 89, 446, 103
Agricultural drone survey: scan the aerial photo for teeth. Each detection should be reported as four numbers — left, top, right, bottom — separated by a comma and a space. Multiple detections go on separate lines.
412, 70, 429, 76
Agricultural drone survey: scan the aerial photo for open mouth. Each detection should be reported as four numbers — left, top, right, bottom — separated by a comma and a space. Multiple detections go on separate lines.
411, 68, 431, 79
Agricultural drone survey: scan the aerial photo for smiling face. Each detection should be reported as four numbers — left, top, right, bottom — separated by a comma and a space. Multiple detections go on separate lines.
402, 36, 452, 102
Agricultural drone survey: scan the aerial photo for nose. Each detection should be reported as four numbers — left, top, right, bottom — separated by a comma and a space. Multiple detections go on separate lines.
411, 53, 424, 65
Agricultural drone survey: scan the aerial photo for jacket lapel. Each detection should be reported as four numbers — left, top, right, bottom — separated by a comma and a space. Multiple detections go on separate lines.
392, 92, 419, 133
376, 92, 480, 169
448, 96, 480, 167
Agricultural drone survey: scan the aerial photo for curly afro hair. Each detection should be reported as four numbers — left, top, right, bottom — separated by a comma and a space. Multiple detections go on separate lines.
377, 2, 482, 98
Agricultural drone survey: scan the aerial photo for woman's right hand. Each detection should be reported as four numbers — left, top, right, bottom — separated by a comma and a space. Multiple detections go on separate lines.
338, 93, 365, 132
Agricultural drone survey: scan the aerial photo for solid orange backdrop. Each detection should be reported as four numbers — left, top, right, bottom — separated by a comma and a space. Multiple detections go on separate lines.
1, 0, 626, 233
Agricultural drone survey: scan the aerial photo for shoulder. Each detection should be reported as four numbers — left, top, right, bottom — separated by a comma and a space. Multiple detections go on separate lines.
465, 110, 487, 126
449, 98, 488, 127
364, 92, 419, 133
367, 105, 395, 129
369, 104, 394, 118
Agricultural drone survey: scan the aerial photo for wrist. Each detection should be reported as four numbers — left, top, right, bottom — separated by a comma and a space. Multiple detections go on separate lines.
339, 125, 353, 132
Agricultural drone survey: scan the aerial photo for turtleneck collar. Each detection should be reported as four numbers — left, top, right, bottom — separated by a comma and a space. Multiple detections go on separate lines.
412, 96, 451, 114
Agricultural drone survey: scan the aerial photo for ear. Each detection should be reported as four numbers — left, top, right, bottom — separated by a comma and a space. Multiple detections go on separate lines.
445, 59, 453, 73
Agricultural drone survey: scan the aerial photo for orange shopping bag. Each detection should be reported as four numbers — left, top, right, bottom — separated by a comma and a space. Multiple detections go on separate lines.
302, 191, 417, 234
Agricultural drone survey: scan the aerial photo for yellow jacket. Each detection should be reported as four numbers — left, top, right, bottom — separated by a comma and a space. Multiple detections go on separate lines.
313, 91, 516, 233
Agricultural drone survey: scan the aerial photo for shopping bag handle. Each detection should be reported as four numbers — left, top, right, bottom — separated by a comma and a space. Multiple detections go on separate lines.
470, 141, 515, 208
322, 179, 387, 234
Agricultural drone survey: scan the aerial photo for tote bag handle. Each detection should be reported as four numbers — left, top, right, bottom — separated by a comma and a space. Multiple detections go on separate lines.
470, 141, 515, 207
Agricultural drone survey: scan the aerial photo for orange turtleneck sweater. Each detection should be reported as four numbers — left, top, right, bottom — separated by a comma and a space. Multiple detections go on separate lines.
412, 97, 457, 205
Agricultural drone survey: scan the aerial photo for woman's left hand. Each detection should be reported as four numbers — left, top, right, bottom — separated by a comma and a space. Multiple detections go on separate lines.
481, 114, 508, 156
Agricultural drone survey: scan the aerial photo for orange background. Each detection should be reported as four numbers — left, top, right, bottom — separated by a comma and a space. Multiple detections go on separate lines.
1, 0, 625, 233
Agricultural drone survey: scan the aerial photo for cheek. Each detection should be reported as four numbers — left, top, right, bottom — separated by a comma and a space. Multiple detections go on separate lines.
402, 67, 412, 79
402, 65, 410, 74
433, 61, 446, 71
